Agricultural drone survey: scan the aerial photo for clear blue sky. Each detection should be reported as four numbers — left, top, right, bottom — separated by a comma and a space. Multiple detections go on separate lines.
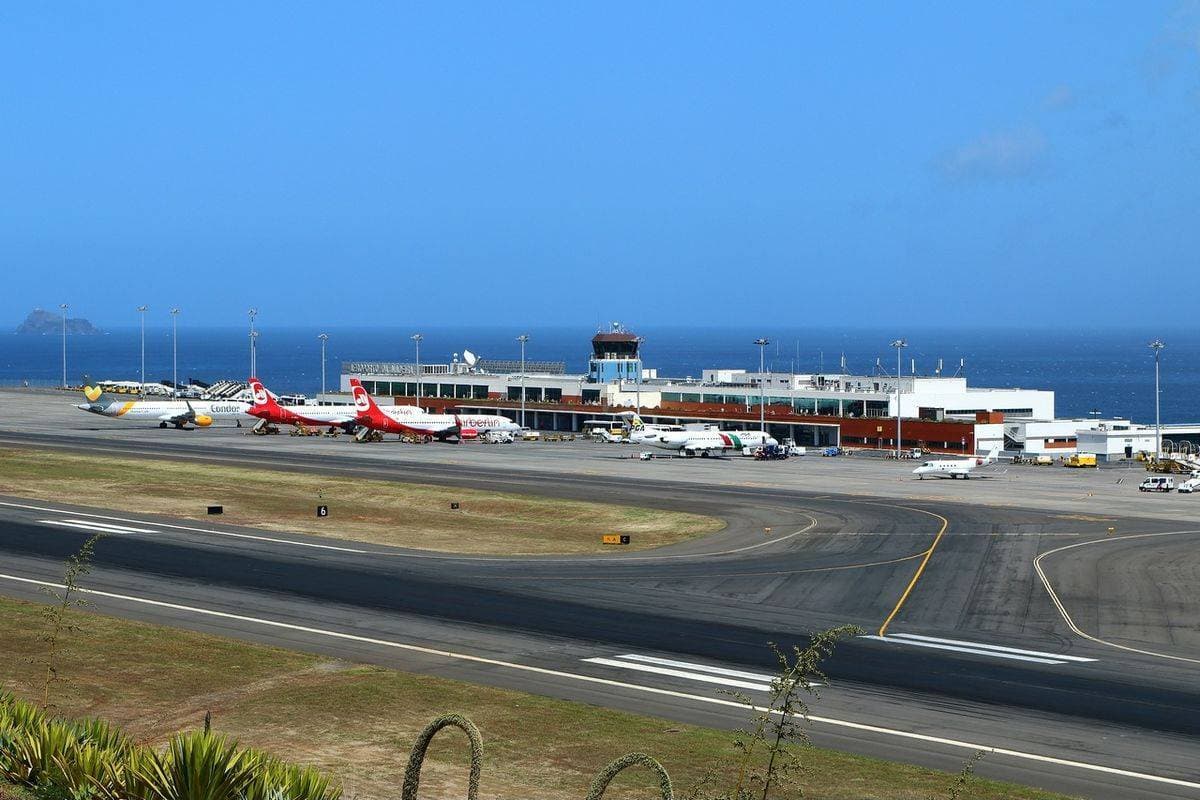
3, 3, 1197, 328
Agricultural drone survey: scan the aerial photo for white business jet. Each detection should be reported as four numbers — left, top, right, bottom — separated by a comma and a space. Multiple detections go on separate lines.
912, 447, 1002, 479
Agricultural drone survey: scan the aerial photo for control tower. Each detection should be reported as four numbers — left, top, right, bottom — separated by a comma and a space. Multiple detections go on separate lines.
588, 323, 642, 384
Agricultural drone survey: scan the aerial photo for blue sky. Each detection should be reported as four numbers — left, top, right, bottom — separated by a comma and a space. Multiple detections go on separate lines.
2, 2, 1198, 328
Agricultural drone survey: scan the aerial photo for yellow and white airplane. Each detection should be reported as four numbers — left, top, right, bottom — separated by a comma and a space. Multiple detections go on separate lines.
76, 382, 252, 429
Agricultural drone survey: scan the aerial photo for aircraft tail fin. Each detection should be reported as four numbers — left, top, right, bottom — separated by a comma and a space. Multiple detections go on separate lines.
349, 378, 379, 416
247, 377, 280, 410
81, 376, 110, 406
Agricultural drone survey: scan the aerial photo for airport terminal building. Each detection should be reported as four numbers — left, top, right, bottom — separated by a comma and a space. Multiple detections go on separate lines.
340, 328, 1058, 454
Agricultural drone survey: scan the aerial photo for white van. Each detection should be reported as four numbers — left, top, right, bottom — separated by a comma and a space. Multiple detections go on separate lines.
483, 429, 514, 444
1178, 477, 1200, 494
1139, 476, 1175, 493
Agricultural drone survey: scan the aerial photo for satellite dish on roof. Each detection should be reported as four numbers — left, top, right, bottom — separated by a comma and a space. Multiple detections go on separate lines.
463, 350, 478, 367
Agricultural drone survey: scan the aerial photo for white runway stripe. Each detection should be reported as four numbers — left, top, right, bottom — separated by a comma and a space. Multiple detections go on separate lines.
861, 634, 1097, 665
890, 633, 1098, 663
583, 656, 773, 692
39, 518, 159, 535
619, 654, 779, 683
861, 636, 1065, 664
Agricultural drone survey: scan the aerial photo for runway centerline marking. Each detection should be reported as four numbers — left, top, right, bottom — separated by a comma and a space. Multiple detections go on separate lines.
876, 508, 950, 637
0, 571, 1195, 791
1034, 529, 1200, 666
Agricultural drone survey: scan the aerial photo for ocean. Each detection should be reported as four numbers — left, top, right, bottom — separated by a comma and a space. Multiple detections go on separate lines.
1, 325, 1196, 425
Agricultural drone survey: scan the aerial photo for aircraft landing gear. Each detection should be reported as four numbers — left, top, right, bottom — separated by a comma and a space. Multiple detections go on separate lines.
159, 422, 167, 428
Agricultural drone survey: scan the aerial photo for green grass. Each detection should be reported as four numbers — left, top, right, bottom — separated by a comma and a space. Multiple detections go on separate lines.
0, 595, 1076, 800
0, 447, 722, 554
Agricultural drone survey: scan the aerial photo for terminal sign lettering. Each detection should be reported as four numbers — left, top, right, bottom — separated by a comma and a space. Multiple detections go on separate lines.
345, 362, 417, 376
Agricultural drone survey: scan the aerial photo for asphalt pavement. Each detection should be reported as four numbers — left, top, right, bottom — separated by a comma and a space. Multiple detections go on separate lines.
1, 391, 1199, 798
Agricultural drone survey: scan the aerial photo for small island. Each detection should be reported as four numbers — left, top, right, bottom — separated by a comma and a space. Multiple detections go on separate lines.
15, 308, 101, 335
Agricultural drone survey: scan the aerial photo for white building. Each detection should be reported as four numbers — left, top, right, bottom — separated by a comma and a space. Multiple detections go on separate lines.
1003, 418, 1130, 457
696, 372, 1054, 421
1075, 423, 1200, 462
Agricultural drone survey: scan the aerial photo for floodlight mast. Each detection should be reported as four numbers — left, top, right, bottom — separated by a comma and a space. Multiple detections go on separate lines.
891, 339, 907, 458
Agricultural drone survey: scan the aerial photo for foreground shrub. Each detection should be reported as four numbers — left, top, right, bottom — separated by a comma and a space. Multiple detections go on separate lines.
0, 693, 340, 800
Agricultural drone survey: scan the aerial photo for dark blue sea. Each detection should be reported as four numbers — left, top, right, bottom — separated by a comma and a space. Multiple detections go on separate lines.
2, 326, 1196, 425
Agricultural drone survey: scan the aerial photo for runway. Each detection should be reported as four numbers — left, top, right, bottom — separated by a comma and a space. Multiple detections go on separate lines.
2, 394, 1199, 797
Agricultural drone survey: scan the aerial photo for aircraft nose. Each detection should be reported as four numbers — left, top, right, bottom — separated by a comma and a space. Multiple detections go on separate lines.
75, 403, 90, 411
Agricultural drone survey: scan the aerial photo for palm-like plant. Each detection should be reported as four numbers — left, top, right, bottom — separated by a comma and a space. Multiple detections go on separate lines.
134, 731, 263, 800
244, 758, 341, 800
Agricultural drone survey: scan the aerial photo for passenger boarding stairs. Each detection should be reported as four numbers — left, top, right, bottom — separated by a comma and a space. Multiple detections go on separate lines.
1003, 424, 1026, 452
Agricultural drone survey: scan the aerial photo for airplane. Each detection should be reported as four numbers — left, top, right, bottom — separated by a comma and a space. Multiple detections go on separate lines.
649, 428, 776, 458
75, 381, 252, 429
348, 379, 521, 441
912, 447, 1003, 479
246, 378, 358, 432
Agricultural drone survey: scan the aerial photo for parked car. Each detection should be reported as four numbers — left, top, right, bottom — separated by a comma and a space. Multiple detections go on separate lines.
1139, 476, 1175, 492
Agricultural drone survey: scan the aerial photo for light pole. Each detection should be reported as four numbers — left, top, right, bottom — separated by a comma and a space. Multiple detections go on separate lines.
137, 305, 148, 395
59, 303, 68, 388
250, 330, 259, 380
319, 333, 329, 397
411, 333, 423, 406
170, 308, 180, 394
891, 339, 907, 457
517, 334, 530, 428
1150, 339, 1165, 461
247, 308, 258, 377
754, 338, 769, 435
634, 335, 645, 415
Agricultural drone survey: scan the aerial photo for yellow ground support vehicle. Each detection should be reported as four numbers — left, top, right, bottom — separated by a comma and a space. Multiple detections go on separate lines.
1065, 453, 1097, 468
